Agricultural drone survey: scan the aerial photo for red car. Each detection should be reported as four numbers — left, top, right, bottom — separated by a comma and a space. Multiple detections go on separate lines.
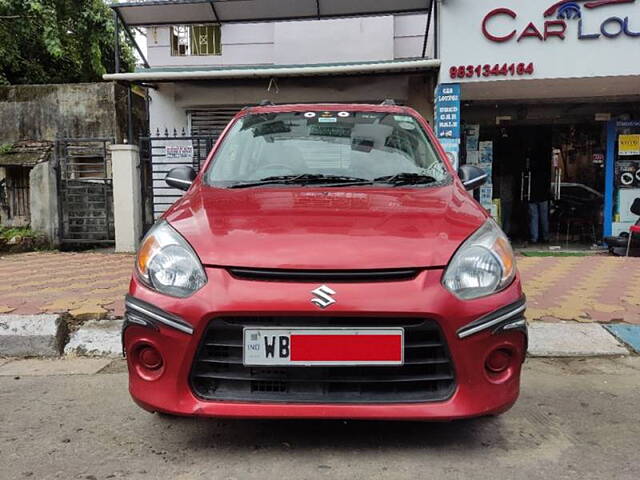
124, 103, 526, 420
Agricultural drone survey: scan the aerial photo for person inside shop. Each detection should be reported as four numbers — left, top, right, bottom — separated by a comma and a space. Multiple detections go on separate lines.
526, 154, 551, 244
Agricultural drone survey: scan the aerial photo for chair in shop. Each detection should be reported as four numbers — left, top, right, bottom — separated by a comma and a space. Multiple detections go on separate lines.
554, 203, 597, 246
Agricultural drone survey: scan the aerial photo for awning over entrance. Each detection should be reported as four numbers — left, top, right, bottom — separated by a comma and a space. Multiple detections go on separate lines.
112, 0, 433, 26
103, 58, 440, 83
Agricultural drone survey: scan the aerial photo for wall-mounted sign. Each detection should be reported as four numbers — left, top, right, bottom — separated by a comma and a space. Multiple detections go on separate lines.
449, 62, 534, 80
481, 0, 640, 44
165, 145, 194, 160
440, 0, 640, 83
435, 83, 461, 139
619, 134, 640, 156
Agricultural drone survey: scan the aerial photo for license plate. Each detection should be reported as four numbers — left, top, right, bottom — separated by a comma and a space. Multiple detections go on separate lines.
243, 328, 404, 366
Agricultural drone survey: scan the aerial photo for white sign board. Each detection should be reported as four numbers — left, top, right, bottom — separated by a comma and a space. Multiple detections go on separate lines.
165, 145, 194, 160
439, 0, 640, 84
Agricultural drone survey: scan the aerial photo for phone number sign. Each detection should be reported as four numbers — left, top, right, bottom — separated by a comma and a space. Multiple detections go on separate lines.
435, 83, 461, 139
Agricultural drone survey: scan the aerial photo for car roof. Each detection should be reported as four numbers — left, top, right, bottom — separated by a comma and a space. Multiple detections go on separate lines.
240, 103, 416, 116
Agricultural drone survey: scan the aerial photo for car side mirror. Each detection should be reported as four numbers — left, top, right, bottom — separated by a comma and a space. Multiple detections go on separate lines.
458, 165, 488, 191
165, 166, 196, 191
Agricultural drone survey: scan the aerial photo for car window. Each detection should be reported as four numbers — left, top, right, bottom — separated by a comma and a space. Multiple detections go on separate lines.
204, 111, 448, 186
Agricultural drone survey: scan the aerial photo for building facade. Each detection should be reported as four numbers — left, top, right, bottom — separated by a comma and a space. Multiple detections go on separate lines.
436, 0, 640, 242
0, 83, 145, 245
105, 0, 440, 218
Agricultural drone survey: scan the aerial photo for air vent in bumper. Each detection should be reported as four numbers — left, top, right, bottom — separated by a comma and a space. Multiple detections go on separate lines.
190, 317, 456, 404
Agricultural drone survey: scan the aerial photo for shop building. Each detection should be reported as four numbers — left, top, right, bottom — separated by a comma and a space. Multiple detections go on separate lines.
437, 0, 640, 243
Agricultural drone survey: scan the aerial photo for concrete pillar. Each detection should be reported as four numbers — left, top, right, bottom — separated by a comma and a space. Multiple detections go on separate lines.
111, 144, 142, 253
29, 161, 59, 247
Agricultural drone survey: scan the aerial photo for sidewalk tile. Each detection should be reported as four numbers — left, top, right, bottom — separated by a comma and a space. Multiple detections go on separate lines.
604, 324, 640, 354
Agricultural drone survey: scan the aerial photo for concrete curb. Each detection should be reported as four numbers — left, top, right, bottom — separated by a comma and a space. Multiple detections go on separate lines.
64, 320, 124, 358
528, 322, 629, 357
0, 314, 633, 359
0, 314, 68, 357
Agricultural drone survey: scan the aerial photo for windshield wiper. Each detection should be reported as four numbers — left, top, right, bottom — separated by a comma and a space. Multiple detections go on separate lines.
228, 174, 373, 189
373, 172, 437, 186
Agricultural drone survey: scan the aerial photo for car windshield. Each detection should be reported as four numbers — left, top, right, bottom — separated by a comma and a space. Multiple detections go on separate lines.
204, 110, 448, 187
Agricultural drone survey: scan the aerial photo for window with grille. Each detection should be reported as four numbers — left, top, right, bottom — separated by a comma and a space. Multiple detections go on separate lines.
171, 25, 221, 56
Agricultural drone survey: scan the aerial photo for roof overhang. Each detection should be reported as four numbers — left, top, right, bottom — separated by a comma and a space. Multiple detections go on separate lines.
111, 0, 433, 26
103, 58, 440, 83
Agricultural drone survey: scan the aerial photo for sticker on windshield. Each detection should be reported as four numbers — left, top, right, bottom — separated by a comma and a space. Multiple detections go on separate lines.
337, 111, 350, 117
304, 112, 316, 118
318, 117, 337, 123
398, 121, 416, 130
394, 115, 413, 122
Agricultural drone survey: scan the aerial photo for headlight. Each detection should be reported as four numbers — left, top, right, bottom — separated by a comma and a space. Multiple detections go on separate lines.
136, 221, 207, 297
443, 219, 516, 300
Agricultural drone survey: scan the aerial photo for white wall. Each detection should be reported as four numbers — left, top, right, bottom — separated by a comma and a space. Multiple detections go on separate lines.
146, 14, 432, 68
147, 23, 275, 67
394, 14, 433, 59
148, 84, 188, 135
439, 0, 640, 86
273, 16, 394, 64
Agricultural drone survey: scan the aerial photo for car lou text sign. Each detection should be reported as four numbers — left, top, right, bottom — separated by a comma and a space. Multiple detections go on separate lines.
482, 0, 640, 43
440, 0, 640, 83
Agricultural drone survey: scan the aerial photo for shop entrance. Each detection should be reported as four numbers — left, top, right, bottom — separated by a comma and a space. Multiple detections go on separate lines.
467, 122, 606, 246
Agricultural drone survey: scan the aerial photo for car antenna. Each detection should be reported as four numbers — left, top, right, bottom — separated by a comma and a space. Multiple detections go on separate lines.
380, 99, 396, 105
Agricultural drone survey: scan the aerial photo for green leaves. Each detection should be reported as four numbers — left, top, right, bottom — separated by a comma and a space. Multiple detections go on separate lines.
0, 0, 135, 85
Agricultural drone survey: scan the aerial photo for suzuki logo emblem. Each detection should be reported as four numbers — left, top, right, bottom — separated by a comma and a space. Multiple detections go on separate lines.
310, 285, 336, 309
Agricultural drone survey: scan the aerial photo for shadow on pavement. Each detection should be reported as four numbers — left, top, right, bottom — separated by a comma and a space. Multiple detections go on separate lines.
143, 414, 506, 452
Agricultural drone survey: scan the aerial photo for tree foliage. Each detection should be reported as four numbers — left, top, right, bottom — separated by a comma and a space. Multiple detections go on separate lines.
0, 0, 136, 85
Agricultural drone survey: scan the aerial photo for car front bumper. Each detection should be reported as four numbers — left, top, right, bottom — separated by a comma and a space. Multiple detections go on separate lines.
123, 267, 526, 420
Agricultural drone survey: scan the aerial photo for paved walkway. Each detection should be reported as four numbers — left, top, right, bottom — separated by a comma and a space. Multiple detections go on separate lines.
519, 255, 640, 324
0, 251, 639, 324
0, 251, 132, 318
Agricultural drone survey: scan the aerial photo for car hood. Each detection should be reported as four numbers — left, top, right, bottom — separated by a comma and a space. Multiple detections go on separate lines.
165, 183, 487, 270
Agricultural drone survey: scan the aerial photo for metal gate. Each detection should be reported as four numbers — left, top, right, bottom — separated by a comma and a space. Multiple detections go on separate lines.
189, 107, 239, 137
55, 139, 115, 245
139, 134, 217, 232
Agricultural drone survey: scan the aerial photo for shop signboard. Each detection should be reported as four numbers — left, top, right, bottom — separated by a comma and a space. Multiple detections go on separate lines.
618, 134, 640, 156
439, 138, 460, 170
435, 83, 461, 139
439, 0, 640, 84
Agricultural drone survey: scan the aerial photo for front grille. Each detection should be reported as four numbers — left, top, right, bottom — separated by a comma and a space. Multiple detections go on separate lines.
227, 268, 421, 282
190, 317, 456, 404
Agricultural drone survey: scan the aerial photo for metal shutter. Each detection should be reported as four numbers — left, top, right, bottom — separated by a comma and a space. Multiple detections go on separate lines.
189, 107, 241, 138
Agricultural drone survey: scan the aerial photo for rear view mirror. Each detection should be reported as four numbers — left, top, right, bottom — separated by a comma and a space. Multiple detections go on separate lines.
458, 165, 487, 191
165, 166, 196, 191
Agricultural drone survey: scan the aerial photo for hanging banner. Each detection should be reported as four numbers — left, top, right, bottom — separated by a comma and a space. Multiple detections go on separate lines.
435, 83, 461, 139
618, 134, 640, 156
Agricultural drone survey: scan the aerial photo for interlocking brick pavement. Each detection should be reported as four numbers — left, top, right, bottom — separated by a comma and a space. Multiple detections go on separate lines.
518, 255, 640, 324
0, 251, 638, 324
0, 251, 133, 318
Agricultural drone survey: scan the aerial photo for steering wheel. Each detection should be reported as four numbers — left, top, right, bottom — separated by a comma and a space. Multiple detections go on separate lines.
253, 163, 297, 178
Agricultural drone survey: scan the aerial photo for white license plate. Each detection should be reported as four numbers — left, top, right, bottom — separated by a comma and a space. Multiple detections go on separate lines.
243, 328, 404, 366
